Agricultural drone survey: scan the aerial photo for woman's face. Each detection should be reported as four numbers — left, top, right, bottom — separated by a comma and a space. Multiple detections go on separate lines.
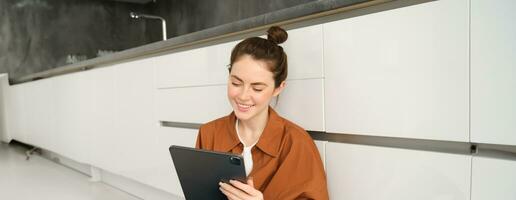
227, 55, 284, 122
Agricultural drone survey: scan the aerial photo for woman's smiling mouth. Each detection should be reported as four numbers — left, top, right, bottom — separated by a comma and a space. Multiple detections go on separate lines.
237, 102, 254, 112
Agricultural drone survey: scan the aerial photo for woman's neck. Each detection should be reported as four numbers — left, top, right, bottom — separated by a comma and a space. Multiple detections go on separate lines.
237, 108, 269, 146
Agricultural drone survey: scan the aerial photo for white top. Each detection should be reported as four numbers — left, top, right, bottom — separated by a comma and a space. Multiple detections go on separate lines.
235, 120, 258, 176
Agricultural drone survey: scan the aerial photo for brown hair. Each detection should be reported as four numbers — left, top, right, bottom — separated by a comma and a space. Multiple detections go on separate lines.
228, 26, 288, 88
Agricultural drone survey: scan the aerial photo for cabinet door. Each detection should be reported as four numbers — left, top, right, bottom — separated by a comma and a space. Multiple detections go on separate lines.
155, 85, 232, 124
0, 74, 7, 142
282, 25, 324, 79
154, 41, 236, 88
21, 79, 57, 151
471, 0, 516, 146
324, 0, 469, 141
88, 59, 156, 177
471, 156, 516, 200
274, 79, 324, 131
326, 142, 471, 200
4, 84, 27, 143
53, 67, 115, 164
146, 126, 198, 197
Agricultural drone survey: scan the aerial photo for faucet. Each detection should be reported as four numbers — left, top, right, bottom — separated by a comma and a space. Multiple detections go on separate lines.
130, 12, 167, 41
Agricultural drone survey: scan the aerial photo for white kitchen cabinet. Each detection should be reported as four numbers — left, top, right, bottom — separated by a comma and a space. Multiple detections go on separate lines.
314, 140, 326, 169
326, 142, 471, 200
324, 0, 469, 141
154, 42, 236, 88
274, 79, 324, 131
282, 25, 324, 79
155, 24, 324, 89
0, 74, 7, 143
84, 59, 157, 178
155, 85, 231, 124
156, 78, 324, 131
146, 126, 198, 198
53, 67, 115, 164
471, 0, 516, 146
4, 84, 27, 143
20, 79, 57, 152
471, 156, 516, 200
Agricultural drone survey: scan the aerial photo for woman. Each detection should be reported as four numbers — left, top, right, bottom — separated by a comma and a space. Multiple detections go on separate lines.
196, 26, 329, 200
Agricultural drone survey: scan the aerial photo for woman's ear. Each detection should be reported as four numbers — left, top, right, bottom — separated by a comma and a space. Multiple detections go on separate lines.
272, 81, 286, 97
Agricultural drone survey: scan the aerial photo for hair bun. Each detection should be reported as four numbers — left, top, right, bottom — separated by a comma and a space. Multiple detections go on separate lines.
267, 26, 288, 45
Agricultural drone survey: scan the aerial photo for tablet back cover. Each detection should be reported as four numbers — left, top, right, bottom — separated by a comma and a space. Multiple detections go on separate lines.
169, 145, 246, 200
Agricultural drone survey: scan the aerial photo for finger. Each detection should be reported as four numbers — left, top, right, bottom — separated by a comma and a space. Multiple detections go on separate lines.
220, 186, 240, 200
247, 177, 255, 188
220, 186, 242, 200
220, 182, 249, 199
229, 180, 260, 196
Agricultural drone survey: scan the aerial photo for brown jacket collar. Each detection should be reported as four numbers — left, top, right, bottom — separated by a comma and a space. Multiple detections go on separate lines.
221, 107, 284, 157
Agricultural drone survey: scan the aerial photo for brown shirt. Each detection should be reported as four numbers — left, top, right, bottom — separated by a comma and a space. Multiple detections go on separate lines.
196, 107, 329, 200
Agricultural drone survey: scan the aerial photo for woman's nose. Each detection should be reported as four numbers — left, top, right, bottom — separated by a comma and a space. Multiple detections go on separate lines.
238, 87, 251, 100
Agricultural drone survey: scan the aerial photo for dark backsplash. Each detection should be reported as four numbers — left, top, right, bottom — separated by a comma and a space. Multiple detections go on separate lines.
0, 0, 316, 80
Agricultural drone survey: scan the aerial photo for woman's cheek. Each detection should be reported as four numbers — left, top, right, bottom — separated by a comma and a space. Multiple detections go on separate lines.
227, 86, 239, 99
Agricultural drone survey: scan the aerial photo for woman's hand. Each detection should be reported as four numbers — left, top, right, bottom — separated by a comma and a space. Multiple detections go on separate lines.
219, 177, 264, 200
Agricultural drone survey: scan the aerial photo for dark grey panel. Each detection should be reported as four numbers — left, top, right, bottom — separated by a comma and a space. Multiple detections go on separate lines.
160, 121, 201, 130
159, 121, 516, 159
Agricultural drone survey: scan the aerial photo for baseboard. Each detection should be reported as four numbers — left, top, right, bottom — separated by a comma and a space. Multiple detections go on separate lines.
38, 148, 184, 200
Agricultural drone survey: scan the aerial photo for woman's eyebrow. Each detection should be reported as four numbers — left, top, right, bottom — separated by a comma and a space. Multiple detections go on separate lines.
231, 75, 268, 87
251, 82, 267, 86
230, 75, 243, 82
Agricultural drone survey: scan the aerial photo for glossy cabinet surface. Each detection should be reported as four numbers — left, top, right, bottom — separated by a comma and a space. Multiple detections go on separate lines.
155, 85, 232, 124
281, 25, 323, 79
53, 67, 116, 164
155, 24, 323, 89
471, 0, 516, 146
471, 156, 516, 200
0, 75, 7, 142
5, 84, 27, 143
326, 142, 471, 200
154, 42, 234, 88
273, 79, 324, 131
324, 0, 469, 141
21, 79, 56, 152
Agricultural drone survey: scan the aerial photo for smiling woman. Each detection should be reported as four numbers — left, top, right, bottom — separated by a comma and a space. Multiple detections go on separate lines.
196, 26, 329, 200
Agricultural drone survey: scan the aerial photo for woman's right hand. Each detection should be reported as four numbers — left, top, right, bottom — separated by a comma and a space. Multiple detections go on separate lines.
219, 177, 264, 200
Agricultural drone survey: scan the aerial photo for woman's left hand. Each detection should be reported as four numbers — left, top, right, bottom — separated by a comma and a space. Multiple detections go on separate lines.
219, 177, 264, 200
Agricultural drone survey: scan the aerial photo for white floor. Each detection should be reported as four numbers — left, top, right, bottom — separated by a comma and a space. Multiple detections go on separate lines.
0, 142, 141, 200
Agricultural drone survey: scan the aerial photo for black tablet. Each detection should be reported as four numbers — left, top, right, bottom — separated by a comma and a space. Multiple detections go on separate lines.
169, 145, 247, 200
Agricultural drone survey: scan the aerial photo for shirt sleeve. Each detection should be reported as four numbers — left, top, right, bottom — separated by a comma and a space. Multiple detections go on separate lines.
263, 134, 329, 200
195, 128, 202, 149
195, 125, 214, 150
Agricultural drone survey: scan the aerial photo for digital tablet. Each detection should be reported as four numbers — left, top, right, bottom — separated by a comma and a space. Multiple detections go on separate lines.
169, 145, 247, 200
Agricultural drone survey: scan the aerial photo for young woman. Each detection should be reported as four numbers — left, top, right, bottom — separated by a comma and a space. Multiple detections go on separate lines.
196, 26, 329, 200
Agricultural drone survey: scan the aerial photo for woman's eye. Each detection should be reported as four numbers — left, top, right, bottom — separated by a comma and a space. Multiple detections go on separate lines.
231, 82, 241, 86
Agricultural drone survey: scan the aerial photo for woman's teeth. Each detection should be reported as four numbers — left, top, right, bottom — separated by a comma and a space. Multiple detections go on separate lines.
237, 103, 253, 108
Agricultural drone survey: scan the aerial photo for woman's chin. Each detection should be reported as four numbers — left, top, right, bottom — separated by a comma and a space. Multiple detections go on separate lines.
234, 110, 253, 121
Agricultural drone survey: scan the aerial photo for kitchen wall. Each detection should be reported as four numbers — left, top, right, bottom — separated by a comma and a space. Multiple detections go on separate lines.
0, 0, 156, 80
145, 0, 316, 40
0, 0, 317, 81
